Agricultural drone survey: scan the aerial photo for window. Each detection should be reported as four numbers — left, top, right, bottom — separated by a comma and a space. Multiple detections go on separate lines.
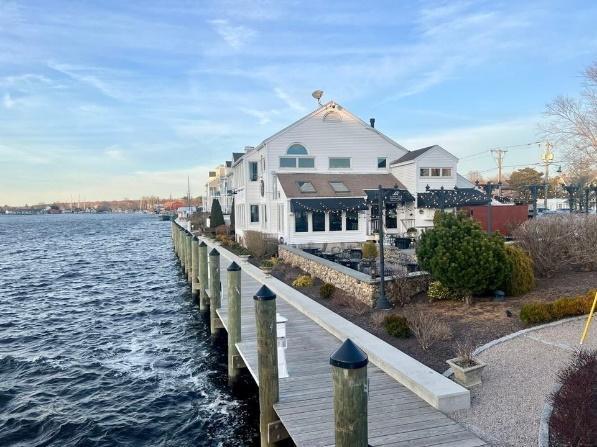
295, 211, 308, 232
420, 168, 430, 177
420, 167, 446, 177
431, 168, 441, 177
386, 204, 397, 229
329, 212, 342, 231
280, 157, 297, 168
329, 181, 349, 193
312, 212, 325, 231
329, 157, 351, 169
249, 161, 258, 181
377, 157, 387, 168
250, 205, 259, 223
298, 158, 315, 168
287, 144, 308, 155
442, 168, 452, 177
346, 211, 359, 230
297, 181, 316, 193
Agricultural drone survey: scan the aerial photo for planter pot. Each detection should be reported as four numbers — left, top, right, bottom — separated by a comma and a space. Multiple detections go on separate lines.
446, 357, 486, 388
239, 254, 251, 262
260, 267, 273, 276
493, 290, 506, 302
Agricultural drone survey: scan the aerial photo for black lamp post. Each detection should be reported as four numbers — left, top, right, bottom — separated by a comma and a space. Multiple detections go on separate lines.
527, 184, 543, 218
375, 184, 392, 310
476, 180, 501, 233
562, 184, 580, 213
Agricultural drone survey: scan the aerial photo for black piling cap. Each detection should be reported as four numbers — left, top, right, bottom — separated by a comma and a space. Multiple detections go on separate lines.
227, 261, 241, 271
330, 338, 368, 369
192, 235, 199, 241
253, 285, 276, 301
209, 247, 219, 256
199, 241, 207, 247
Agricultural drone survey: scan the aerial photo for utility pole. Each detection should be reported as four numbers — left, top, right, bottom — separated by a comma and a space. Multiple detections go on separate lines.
491, 149, 507, 197
541, 142, 554, 210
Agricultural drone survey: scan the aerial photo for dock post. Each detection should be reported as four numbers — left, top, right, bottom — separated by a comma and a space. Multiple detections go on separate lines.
174, 225, 180, 258
191, 236, 199, 297
227, 261, 242, 386
330, 339, 369, 447
254, 285, 279, 447
198, 241, 209, 314
180, 230, 187, 270
208, 248, 221, 335
186, 232, 193, 283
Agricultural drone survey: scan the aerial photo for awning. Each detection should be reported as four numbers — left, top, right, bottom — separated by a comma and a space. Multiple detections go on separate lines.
365, 188, 415, 205
289, 198, 368, 213
417, 188, 489, 208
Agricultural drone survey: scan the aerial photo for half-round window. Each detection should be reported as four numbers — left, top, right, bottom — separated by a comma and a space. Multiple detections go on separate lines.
287, 144, 308, 155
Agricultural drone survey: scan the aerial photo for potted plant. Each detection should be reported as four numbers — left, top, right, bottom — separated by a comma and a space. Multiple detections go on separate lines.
260, 259, 274, 275
406, 227, 418, 238
446, 341, 486, 388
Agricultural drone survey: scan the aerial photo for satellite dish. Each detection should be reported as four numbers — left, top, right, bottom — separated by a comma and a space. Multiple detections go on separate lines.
311, 90, 324, 105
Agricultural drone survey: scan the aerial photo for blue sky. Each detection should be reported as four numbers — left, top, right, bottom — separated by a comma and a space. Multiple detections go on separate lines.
1, 0, 596, 206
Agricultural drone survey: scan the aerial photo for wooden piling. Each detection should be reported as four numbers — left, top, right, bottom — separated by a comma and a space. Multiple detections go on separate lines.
191, 236, 199, 297
180, 230, 186, 270
186, 232, 192, 283
227, 261, 242, 386
254, 285, 279, 447
208, 248, 221, 335
330, 338, 369, 447
198, 241, 209, 314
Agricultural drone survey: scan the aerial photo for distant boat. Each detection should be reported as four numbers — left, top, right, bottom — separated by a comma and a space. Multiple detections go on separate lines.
159, 212, 174, 221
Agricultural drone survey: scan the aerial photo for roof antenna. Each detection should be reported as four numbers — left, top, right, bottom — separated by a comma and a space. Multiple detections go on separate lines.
311, 90, 324, 106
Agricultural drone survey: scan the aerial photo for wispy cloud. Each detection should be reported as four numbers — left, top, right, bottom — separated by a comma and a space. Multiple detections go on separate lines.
209, 19, 256, 49
104, 146, 125, 161
3, 93, 15, 109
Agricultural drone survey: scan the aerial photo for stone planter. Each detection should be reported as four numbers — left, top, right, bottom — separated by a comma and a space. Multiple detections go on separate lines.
260, 267, 273, 276
446, 358, 486, 388
239, 254, 251, 263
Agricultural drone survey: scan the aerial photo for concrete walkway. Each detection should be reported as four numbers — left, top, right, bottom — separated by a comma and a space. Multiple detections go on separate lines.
451, 317, 597, 447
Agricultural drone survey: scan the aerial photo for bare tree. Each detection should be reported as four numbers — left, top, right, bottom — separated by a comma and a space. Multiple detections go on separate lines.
542, 61, 597, 173
466, 170, 484, 183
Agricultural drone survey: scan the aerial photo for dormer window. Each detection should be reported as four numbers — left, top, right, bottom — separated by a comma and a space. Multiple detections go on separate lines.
297, 181, 316, 193
280, 143, 315, 169
329, 181, 349, 193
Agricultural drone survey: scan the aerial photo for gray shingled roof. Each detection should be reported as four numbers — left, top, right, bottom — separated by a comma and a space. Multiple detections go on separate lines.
391, 145, 436, 165
232, 152, 244, 162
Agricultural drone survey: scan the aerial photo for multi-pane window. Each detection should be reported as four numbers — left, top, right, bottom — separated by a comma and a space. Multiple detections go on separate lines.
346, 211, 359, 230
298, 158, 315, 168
280, 143, 314, 168
329, 157, 351, 169
295, 211, 308, 232
250, 204, 259, 222
329, 212, 342, 231
329, 181, 349, 192
249, 162, 258, 181
431, 168, 441, 177
420, 167, 452, 177
280, 157, 296, 168
377, 157, 387, 168
312, 212, 325, 232
442, 168, 452, 177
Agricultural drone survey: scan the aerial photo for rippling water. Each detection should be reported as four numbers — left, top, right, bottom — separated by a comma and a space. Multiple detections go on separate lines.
0, 214, 258, 446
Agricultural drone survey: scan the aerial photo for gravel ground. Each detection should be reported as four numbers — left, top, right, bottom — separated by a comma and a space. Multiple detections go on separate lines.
450, 317, 597, 447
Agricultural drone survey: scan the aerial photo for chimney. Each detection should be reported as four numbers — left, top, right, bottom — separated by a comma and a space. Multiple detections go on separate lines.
244, 145, 254, 153
370, 118, 375, 128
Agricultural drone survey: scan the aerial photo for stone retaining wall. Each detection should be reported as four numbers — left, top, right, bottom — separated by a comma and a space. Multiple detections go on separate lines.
279, 245, 429, 307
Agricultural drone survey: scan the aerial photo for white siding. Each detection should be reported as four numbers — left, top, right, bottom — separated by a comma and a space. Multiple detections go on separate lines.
415, 147, 458, 192
390, 162, 417, 193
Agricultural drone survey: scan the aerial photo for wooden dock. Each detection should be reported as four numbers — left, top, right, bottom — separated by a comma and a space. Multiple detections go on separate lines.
205, 241, 487, 447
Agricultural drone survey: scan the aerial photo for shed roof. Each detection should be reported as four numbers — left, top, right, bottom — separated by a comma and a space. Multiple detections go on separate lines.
277, 173, 407, 198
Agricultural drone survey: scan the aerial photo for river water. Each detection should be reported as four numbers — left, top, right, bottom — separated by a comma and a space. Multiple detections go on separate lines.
0, 213, 259, 446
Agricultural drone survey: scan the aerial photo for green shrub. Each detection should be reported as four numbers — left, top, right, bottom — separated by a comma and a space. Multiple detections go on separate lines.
427, 281, 463, 301
209, 199, 225, 228
260, 259, 274, 269
416, 212, 510, 301
520, 290, 595, 324
383, 314, 411, 338
320, 283, 335, 299
362, 241, 378, 259
503, 245, 535, 296
292, 275, 313, 288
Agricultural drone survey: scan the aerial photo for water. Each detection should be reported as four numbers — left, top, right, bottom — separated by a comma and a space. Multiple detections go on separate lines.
0, 214, 259, 446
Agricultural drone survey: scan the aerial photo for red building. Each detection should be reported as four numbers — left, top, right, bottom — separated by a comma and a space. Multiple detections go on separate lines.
460, 204, 528, 235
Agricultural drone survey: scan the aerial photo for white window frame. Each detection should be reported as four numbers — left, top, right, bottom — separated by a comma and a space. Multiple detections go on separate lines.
249, 204, 259, 223
329, 157, 351, 169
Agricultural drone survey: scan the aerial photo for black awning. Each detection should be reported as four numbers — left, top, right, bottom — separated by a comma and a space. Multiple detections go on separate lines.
289, 198, 368, 213
365, 188, 415, 205
417, 188, 490, 208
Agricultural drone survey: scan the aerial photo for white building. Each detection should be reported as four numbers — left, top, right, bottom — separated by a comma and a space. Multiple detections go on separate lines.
203, 162, 233, 215
227, 101, 487, 247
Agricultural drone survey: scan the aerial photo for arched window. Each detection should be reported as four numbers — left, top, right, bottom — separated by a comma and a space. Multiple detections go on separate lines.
287, 144, 308, 155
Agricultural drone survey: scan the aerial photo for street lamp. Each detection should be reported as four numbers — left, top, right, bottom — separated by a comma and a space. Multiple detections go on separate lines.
375, 184, 392, 310
476, 180, 501, 233
562, 184, 580, 213
527, 184, 544, 218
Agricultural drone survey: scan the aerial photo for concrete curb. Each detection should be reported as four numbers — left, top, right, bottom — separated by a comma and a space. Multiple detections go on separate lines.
442, 315, 586, 377
538, 383, 561, 447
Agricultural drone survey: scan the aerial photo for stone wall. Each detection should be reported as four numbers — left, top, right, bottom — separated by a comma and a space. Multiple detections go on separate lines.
279, 245, 429, 307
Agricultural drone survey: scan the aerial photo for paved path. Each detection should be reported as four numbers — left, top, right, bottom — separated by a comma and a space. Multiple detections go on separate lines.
451, 317, 597, 447
204, 239, 487, 447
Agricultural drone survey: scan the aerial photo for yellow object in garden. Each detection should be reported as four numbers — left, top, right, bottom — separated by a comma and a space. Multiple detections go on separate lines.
579, 291, 597, 345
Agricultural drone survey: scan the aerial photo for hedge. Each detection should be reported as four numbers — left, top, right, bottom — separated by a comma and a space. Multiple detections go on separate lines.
519, 290, 596, 324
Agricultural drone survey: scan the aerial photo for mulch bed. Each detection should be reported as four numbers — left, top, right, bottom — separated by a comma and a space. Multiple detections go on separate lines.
272, 263, 596, 372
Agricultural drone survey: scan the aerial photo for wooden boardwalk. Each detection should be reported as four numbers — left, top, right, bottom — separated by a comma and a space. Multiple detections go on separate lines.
207, 242, 487, 447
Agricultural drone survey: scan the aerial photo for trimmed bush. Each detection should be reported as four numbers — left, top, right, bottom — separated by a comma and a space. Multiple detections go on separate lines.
519, 290, 595, 324
320, 283, 335, 299
292, 275, 313, 288
427, 281, 463, 301
362, 241, 378, 259
416, 212, 510, 303
209, 199, 225, 228
383, 314, 411, 338
243, 230, 278, 259
503, 245, 535, 296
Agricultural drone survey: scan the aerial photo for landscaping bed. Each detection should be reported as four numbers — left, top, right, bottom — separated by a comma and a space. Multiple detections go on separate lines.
273, 261, 596, 372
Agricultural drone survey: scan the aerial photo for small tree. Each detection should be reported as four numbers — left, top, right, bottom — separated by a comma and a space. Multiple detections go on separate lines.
229, 198, 235, 234
416, 212, 510, 304
209, 198, 225, 228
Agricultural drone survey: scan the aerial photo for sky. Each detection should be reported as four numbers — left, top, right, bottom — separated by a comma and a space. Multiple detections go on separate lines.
1, 0, 596, 206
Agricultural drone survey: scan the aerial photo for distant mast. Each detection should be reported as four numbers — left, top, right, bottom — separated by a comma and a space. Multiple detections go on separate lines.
187, 176, 191, 211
